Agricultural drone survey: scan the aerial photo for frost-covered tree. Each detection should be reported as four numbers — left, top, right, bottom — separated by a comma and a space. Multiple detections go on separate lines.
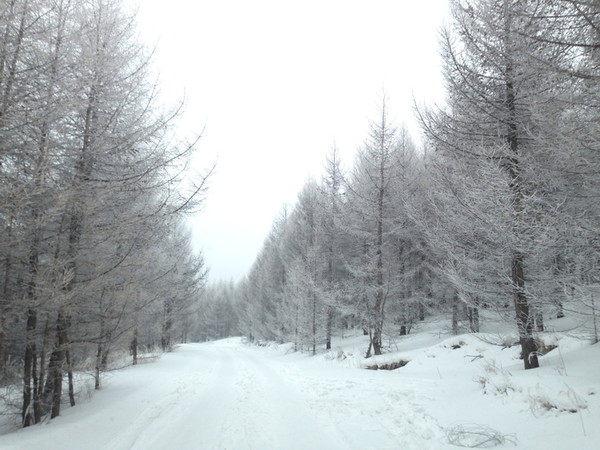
238, 207, 289, 343
518, 0, 600, 332
344, 100, 405, 356
280, 180, 328, 354
0, 0, 208, 426
418, 0, 600, 369
319, 146, 347, 349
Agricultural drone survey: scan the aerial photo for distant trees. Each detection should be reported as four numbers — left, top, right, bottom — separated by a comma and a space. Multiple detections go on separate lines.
0, 0, 208, 426
193, 281, 238, 342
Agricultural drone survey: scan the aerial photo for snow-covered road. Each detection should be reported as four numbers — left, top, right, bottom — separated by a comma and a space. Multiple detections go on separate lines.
0, 339, 443, 450
106, 343, 348, 450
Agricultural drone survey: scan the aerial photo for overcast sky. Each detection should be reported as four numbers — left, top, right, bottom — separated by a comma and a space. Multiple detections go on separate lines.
131, 0, 448, 282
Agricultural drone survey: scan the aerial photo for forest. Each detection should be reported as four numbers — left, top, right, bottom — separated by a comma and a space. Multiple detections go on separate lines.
0, 0, 208, 427
227, 0, 600, 370
1, 0, 599, 435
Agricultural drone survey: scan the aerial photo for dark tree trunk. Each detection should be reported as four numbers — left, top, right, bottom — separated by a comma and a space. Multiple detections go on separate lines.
50, 313, 69, 419
33, 316, 49, 423
471, 299, 480, 333
23, 205, 41, 426
161, 300, 172, 351
66, 348, 75, 407
95, 315, 105, 389
95, 342, 102, 390
101, 348, 109, 371
556, 300, 565, 319
372, 322, 383, 356
131, 327, 138, 366
0, 307, 5, 375
22, 308, 37, 427
312, 293, 317, 356
43, 348, 57, 407
325, 306, 333, 350
504, 10, 538, 369
513, 252, 539, 369
0, 232, 12, 373
452, 293, 459, 335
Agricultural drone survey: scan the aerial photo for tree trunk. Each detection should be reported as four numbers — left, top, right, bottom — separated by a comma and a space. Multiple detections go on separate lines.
161, 300, 172, 351
372, 318, 383, 355
312, 292, 317, 356
50, 312, 69, 419
23, 195, 42, 426
0, 225, 12, 373
325, 306, 333, 350
101, 348, 109, 371
50, 354, 61, 420
131, 327, 138, 366
0, 0, 26, 118
294, 305, 299, 352
95, 342, 102, 390
35, 315, 50, 421
471, 298, 480, 333
556, 299, 565, 319
0, 303, 6, 376
591, 295, 598, 345
504, 7, 538, 370
43, 348, 57, 409
513, 252, 539, 369
66, 348, 75, 407
452, 293, 459, 335
22, 308, 37, 427
371, 122, 387, 357
365, 329, 373, 358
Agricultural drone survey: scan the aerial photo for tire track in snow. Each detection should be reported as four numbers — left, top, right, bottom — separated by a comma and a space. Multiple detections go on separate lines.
102, 346, 232, 450
213, 346, 352, 450
0, 341, 442, 450
104, 343, 348, 450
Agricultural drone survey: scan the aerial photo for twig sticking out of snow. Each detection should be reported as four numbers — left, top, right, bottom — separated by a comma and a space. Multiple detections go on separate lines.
446, 422, 518, 448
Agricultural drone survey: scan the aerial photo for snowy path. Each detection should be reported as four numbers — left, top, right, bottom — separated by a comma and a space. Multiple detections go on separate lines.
110, 344, 347, 450
0, 339, 443, 450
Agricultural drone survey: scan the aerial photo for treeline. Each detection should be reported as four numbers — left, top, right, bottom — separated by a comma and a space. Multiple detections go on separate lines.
236, 0, 600, 370
0, 0, 207, 426
192, 281, 238, 342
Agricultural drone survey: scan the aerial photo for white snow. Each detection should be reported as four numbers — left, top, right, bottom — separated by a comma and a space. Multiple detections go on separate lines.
1, 318, 599, 449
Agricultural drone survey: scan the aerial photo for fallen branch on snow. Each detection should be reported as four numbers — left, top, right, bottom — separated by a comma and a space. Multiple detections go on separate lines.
446, 422, 518, 448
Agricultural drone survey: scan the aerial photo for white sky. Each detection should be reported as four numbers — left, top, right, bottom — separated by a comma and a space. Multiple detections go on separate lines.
131, 0, 448, 282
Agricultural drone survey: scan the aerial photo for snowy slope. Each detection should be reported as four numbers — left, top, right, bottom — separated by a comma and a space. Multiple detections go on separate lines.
0, 321, 599, 449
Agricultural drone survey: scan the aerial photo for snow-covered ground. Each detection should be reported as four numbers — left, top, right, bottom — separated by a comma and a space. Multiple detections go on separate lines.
1, 318, 599, 449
